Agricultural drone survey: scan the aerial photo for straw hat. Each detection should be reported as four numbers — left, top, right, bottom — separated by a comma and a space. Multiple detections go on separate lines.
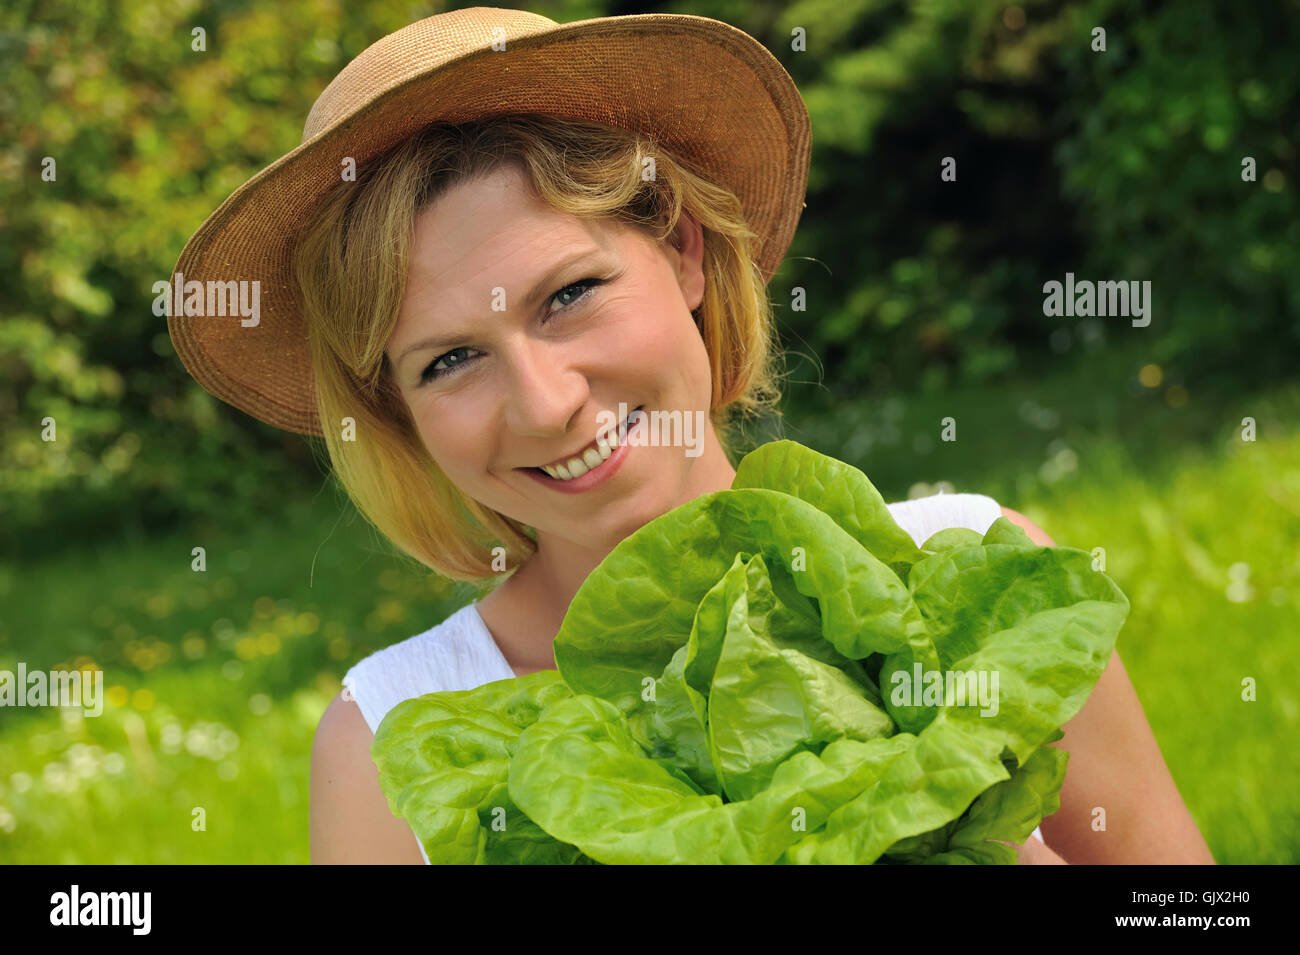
168, 6, 811, 437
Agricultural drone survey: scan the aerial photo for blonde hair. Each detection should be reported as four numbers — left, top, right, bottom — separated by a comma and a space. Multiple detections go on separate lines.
293, 113, 787, 585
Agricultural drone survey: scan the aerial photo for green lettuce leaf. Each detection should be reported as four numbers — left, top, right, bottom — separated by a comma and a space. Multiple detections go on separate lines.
927, 742, 1069, 864
554, 487, 937, 728
883, 535, 1129, 766
706, 551, 894, 802
371, 670, 593, 863
731, 438, 923, 567
507, 691, 917, 864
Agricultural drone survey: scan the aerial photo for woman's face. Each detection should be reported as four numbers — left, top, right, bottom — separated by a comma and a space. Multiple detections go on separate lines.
385, 162, 735, 558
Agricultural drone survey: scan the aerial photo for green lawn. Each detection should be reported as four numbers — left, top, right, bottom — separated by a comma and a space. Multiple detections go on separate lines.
2, 347, 1296, 863
0, 493, 479, 863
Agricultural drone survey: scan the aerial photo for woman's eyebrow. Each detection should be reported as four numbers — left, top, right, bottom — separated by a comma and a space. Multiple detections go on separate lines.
394, 248, 606, 365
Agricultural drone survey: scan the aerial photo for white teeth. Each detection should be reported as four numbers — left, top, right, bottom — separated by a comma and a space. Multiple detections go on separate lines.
539, 412, 634, 481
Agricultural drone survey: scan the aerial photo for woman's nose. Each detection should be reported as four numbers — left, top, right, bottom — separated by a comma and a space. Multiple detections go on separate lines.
501, 340, 588, 437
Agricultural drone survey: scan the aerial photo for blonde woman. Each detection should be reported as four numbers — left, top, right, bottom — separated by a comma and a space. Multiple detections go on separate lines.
170, 10, 1213, 866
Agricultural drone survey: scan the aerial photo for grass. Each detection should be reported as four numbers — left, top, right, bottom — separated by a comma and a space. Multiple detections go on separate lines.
0, 489, 480, 863
1, 346, 1296, 863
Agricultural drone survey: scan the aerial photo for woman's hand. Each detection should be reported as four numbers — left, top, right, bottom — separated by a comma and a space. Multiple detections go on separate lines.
1013, 835, 1069, 865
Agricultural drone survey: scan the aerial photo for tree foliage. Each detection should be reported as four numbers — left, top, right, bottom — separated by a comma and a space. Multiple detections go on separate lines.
2, 0, 1295, 549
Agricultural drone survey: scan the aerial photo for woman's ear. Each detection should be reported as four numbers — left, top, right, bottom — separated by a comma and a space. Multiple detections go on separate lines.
669, 212, 706, 313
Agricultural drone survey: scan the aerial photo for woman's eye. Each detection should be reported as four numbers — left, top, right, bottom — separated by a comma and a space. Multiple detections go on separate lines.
419, 277, 605, 385
420, 347, 474, 384
547, 277, 602, 313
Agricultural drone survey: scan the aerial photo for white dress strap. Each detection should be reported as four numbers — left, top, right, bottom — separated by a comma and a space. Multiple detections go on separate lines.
885, 491, 1003, 547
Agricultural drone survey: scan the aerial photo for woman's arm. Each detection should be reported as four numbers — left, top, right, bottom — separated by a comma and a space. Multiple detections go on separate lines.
998, 507, 1216, 864
310, 690, 429, 864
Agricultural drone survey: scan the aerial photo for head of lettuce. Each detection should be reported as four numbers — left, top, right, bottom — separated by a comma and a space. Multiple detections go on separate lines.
371, 440, 1128, 864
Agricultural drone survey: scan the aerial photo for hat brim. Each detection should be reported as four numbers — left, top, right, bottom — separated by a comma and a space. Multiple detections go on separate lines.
170, 13, 811, 437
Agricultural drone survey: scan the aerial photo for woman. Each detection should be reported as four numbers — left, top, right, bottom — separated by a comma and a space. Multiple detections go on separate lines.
170, 9, 1213, 866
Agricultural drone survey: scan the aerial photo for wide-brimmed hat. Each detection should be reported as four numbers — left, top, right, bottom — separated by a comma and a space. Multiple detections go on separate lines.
168, 6, 811, 437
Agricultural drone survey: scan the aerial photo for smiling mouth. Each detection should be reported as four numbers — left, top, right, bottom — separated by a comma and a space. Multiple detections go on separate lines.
523, 406, 643, 476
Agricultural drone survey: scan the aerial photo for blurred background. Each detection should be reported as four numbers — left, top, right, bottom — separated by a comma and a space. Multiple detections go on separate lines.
1, 0, 1296, 863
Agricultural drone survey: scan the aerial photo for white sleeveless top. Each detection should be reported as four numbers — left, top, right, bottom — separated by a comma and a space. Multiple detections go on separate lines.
342, 491, 1046, 861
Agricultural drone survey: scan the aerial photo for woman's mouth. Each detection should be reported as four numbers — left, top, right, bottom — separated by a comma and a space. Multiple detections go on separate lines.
521, 406, 644, 493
